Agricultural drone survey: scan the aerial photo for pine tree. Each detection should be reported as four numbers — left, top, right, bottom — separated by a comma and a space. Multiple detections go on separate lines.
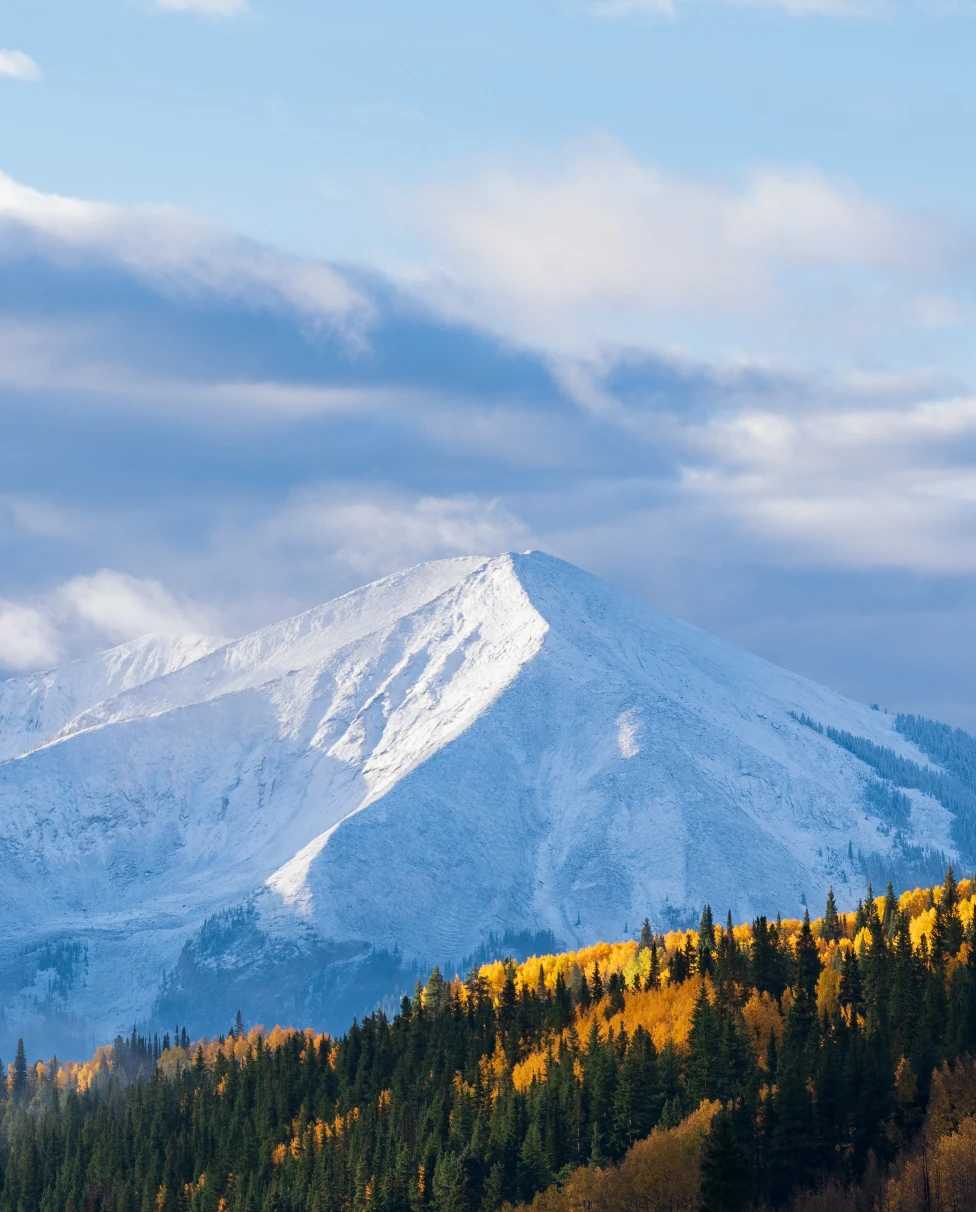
646, 940, 660, 989
795, 910, 822, 1005
12, 1038, 27, 1102
639, 917, 653, 951
882, 881, 898, 938
820, 887, 842, 942
698, 904, 715, 976
700, 1107, 752, 1212
685, 984, 719, 1105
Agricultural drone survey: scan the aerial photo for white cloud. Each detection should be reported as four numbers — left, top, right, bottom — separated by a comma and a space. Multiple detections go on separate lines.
155, 0, 247, 14
0, 602, 61, 670
588, 0, 880, 17
0, 51, 42, 82
244, 488, 532, 581
59, 570, 213, 641
0, 571, 217, 674
678, 393, 976, 573
409, 140, 958, 358
0, 173, 368, 333
589, 0, 676, 18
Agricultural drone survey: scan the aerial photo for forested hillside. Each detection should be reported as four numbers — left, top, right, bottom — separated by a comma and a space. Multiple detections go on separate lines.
4, 872, 976, 1211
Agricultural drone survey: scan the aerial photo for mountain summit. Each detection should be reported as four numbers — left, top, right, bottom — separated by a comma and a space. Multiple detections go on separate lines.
0, 553, 964, 1054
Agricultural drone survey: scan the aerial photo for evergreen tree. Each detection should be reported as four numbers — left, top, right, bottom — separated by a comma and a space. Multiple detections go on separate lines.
700, 1107, 752, 1212
820, 887, 842, 942
698, 904, 715, 976
882, 881, 898, 938
0, 872, 969, 1212
12, 1039, 27, 1103
646, 940, 660, 989
685, 984, 719, 1105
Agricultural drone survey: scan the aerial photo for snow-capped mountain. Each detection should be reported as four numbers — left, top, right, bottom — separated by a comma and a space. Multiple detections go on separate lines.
0, 553, 963, 1056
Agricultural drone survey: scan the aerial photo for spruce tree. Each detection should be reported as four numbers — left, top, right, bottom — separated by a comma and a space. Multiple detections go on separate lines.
700, 1107, 752, 1212
685, 984, 719, 1105
12, 1038, 27, 1103
820, 887, 842, 942
646, 940, 660, 989
698, 904, 715, 975
882, 881, 898, 938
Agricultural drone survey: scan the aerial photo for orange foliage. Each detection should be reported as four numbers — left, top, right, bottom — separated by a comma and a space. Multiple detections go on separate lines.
513, 979, 706, 1093
505, 1101, 719, 1212
41, 1023, 331, 1101
742, 990, 784, 1066
882, 1116, 976, 1211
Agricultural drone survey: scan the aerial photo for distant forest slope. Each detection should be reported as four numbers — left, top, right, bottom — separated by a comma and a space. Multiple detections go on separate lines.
3, 872, 976, 1211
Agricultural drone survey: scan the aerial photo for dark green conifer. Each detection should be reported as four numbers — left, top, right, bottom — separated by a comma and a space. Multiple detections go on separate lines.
820, 887, 842, 942
12, 1039, 27, 1102
698, 904, 715, 975
700, 1107, 752, 1212
685, 984, 719, 1105
646, 940, 660, 989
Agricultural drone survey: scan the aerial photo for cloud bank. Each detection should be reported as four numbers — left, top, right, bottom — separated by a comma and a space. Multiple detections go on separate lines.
2, 168, 976, 727
410, 141, 966, 364
0, 174, 368, 335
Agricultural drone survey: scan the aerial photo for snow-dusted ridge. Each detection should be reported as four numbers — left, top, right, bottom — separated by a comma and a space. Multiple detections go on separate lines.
0, 552, 961, 1055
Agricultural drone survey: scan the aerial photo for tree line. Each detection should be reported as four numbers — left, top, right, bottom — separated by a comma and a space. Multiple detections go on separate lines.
2, 872, 976, 1210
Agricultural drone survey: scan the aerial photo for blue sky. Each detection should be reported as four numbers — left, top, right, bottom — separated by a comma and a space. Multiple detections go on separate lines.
3, 0, 976, 725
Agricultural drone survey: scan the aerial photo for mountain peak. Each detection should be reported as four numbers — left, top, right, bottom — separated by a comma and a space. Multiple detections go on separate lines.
0, 553, 959, 1055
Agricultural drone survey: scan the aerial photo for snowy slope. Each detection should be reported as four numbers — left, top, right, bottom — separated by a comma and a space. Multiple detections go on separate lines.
0, 553, 959, 1055
0, 632, 227, 762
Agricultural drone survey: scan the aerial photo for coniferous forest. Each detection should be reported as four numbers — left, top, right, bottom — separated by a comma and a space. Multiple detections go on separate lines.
5, 874, 976, 1211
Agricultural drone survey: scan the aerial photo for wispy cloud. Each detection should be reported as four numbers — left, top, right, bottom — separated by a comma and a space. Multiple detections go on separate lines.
0, 601, 60, 670
588, 0, 881, 18
588, 0, 676, 17
244, 488, 532, 581
678, 393, 976, 574
409, 139, 967, 363
0, 51, 42, 81
154, 0, 248, 15
0, 572, 215, 671
0, 174, 369, 335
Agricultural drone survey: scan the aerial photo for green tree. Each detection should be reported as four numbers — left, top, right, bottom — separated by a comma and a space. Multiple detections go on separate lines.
700, 1108, 752, 1212
819, 888, 842, 942
12, 1038, 27, 1102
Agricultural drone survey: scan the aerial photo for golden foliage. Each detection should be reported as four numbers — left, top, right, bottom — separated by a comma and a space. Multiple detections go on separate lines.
480, 941, 641, 1001
816, 966, 841, 1020
925, 1056, 976, 1144
504, 1101, 719, 1212
512, 979, 705, 1093
742, 990, 783, 1066
882, 1115, 976, 1211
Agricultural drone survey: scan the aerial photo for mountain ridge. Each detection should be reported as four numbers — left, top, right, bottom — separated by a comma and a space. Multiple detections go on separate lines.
0, 551, 967, 1055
